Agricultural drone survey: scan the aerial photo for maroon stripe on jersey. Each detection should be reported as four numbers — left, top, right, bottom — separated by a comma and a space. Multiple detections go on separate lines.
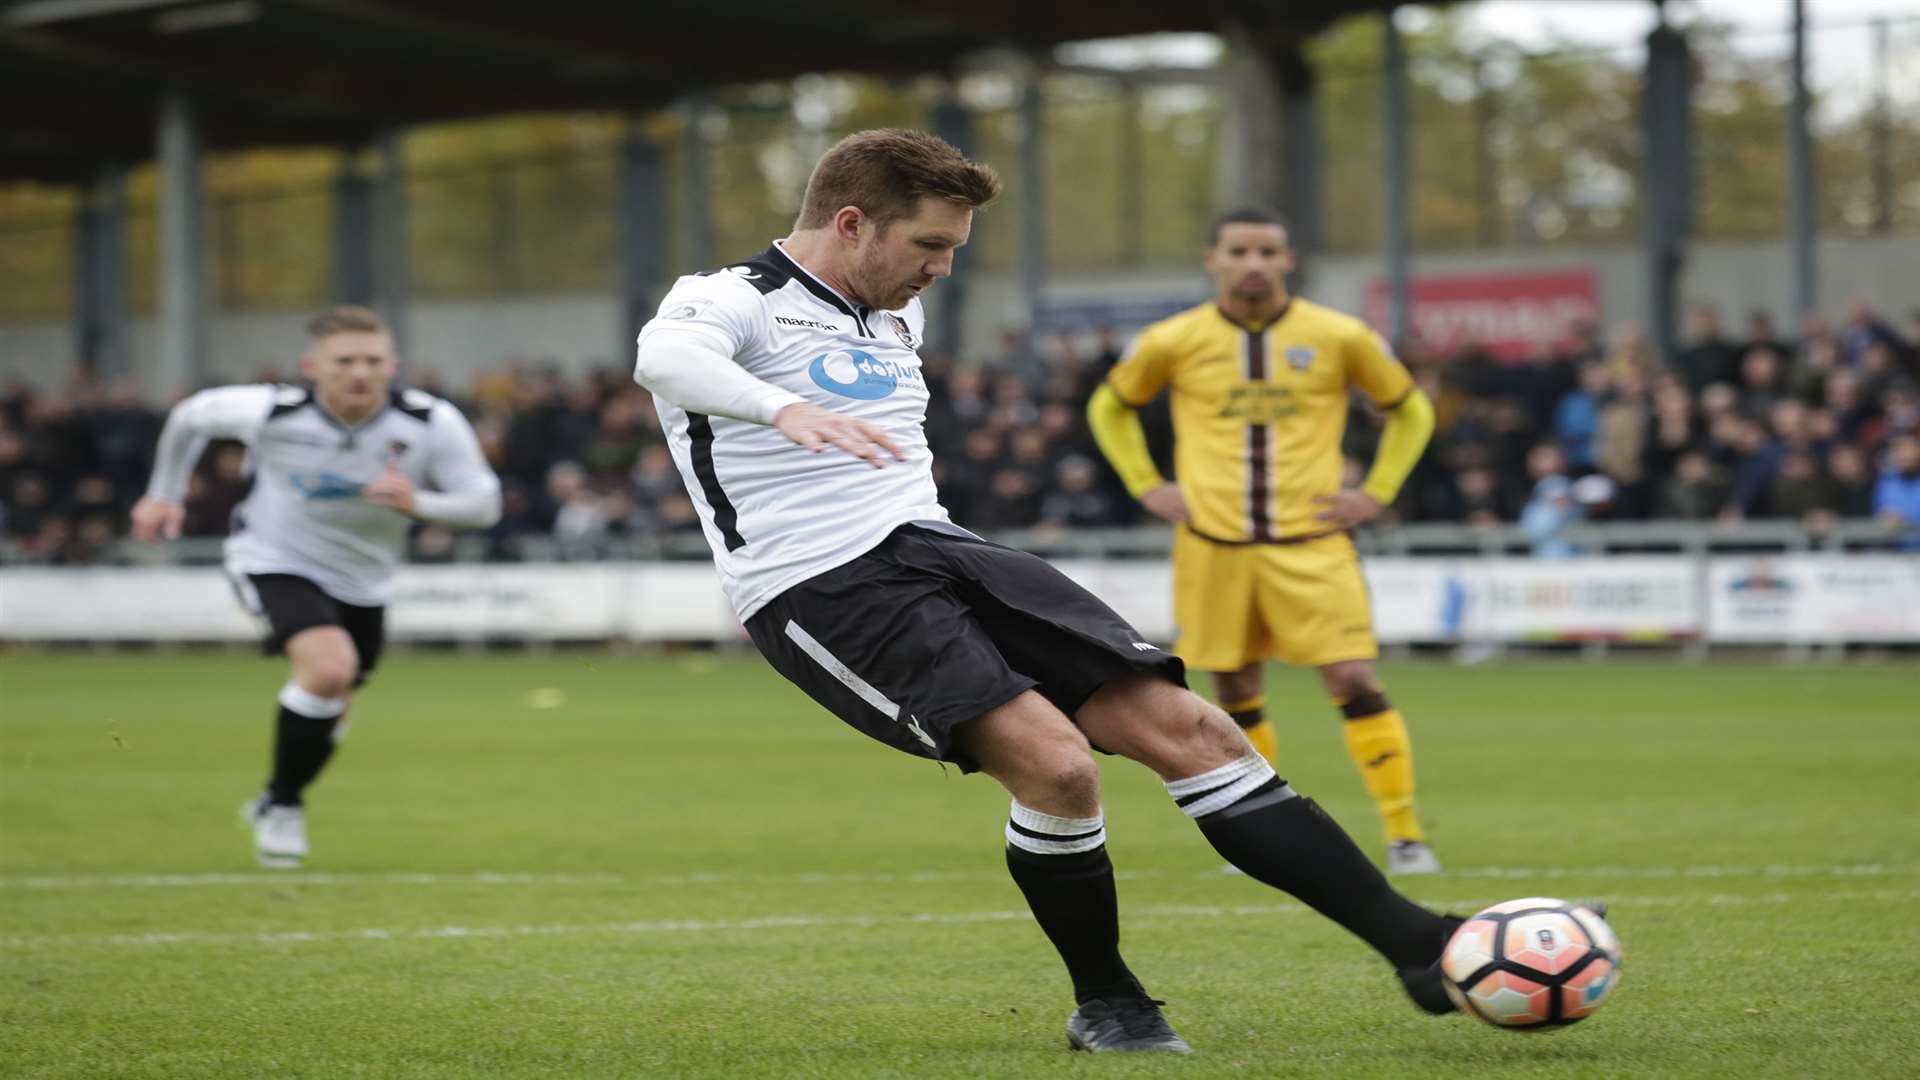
1245, 329, 1273, 542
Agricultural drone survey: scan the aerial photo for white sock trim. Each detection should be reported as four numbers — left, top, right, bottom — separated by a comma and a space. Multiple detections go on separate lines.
1006, 800, 1107, 856
279, 682, 348, 720
1166, 753, 1278, 819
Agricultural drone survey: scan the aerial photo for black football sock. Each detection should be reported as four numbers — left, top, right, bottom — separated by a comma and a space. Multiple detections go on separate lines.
1003, 802, 1144, 1004
1168, 754, 1450, 970
266, 683, 348, 807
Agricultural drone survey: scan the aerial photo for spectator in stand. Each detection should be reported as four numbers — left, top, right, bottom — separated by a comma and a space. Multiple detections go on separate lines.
1737, 346, 1789, 418
546, 461, 607, 560
1642, 380, 1701, 482
1826, 443, 1877, 518
1743, 309, 1790, 364
1657, 450, 1730, 520
1840, 300, 1906, 368
1595, 366, 1650, 517
1822, 368, 1877, 444
1519, 442, 1584, 558
1037, 455, 1124, 532
1552, 362, 1607, 470
1873, 433, 1920, 549
1675, 305, 1741, 392
1768, 450, 1842, 534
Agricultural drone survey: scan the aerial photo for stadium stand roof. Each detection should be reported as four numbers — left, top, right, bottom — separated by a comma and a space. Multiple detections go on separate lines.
0, 0, 1400, 183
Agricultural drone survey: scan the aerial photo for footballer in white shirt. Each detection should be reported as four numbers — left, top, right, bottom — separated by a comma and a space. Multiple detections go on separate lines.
131, 306, 501, 867
633, 129, 1478, 1053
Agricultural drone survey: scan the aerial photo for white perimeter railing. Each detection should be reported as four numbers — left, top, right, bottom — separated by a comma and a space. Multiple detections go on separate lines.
2, 521, 1917, 656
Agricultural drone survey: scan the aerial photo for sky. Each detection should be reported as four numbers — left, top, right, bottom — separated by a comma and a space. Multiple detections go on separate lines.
1460, 0, 1920, 112
1057, 0, 1920, 116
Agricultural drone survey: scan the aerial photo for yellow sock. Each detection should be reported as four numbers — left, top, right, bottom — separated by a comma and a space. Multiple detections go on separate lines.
1338, 697, 1423, 844
1221, 695, 1277, 765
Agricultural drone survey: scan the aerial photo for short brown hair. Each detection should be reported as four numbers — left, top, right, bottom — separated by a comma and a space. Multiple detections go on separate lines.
306, 305, 388, 339
795, 128, 1001, 230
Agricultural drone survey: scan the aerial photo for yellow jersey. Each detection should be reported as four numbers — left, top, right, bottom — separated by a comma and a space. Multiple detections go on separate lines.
1107, 298, 1413, 543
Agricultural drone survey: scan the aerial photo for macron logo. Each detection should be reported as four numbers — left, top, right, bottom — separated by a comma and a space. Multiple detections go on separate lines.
1131, 642, 1159, 652
775, 316, 838, 331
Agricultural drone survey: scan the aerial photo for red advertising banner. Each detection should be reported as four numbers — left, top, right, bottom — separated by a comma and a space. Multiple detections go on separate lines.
1366, 269, 1600, 361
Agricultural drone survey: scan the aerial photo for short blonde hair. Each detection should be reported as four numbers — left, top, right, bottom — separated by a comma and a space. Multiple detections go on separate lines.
305, 305, 388, 339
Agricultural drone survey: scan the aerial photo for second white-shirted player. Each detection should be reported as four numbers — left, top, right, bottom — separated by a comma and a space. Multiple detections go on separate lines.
131, 306, 501, 867
633, 129, 1476, 1054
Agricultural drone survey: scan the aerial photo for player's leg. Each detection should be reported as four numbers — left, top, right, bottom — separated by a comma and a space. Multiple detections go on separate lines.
1076, 673, 1459, 1012
744, 529, 1187, 1051
271, 624, 363, 803
1261, 536, 1437, 870
1318, 659, 1437, 874
234, 575, 366, 866
953, 692, 1188, 1052
1211, 663, 1276, 764
1173, 528, 1277, 763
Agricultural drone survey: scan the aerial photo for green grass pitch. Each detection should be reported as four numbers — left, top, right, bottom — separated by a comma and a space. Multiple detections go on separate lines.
2, 651, 1917, 1078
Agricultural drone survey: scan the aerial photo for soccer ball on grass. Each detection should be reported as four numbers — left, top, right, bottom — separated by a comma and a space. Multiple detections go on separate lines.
1439, 897, 1621, 1029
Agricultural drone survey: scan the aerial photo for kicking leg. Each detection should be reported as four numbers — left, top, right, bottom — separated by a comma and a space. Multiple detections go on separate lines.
1077, 673, 1460, 1013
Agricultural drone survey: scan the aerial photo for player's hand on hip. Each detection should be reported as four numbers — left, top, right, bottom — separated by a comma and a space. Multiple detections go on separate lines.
1138, 482, 1189, 524
129, 496, 185, 542
774, 403, 904, 469
362, 462, 418, 515
1313, 489, 1385, 529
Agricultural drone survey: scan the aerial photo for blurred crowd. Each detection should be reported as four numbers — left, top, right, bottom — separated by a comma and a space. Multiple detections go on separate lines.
1394, 301, 1920, 553
3, 300, 1918, 565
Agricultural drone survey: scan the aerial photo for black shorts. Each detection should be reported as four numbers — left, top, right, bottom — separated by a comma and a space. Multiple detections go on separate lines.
230, 573, 386, 686
744, 523, 1185, 772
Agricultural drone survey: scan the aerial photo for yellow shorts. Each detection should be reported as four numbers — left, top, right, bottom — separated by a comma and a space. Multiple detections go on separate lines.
1172, 527, 1379, 672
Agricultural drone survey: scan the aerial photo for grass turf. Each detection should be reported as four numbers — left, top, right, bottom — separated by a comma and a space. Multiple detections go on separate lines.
1, 652, 1916, 1078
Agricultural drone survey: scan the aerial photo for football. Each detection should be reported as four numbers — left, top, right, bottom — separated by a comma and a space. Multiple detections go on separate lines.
1439, 897, 1622, 1029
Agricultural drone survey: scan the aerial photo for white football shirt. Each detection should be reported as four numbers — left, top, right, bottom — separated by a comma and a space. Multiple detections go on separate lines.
146, 384, 501, 606
635, 241, 949, 618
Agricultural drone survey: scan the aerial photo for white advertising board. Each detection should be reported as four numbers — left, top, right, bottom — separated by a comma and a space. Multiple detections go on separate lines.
1707, 556, 1920, 642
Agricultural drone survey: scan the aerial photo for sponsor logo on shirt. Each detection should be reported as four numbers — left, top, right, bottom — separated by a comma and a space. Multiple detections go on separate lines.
661, 298, 713, 321
775, 315, 839, 331
807, 349, 920, 401
885, 312, 918, 349
288, 472, 366, 500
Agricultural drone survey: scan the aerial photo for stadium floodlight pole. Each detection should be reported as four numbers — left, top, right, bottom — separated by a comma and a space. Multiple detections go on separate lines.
1870, 18, 1893, 235
1381, 5, 1412, 346
1642, 0, 1694, 366
332, 145, 375, 306
931, 85, 977, 359
1789, 0, 1817, 321
156, 90, 206, 397
372, 128, 411, 359
618, 114, 668, 371
1018, 53, 1048, 364
680, 95, 715, 276
74, 163, 129, 380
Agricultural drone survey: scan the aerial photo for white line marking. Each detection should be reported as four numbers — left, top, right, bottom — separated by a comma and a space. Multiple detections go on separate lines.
4, 889, 1915, 951
0, 864, 1901, 890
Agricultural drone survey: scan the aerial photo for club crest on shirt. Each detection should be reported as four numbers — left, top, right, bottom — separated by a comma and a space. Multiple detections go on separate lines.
387, 439, 410, 458
1285, 345, 1316, 371
885, 313, 918, 349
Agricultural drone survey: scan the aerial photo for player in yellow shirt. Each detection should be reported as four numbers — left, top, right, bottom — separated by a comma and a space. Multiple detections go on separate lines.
1086, 208, 1442, 874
